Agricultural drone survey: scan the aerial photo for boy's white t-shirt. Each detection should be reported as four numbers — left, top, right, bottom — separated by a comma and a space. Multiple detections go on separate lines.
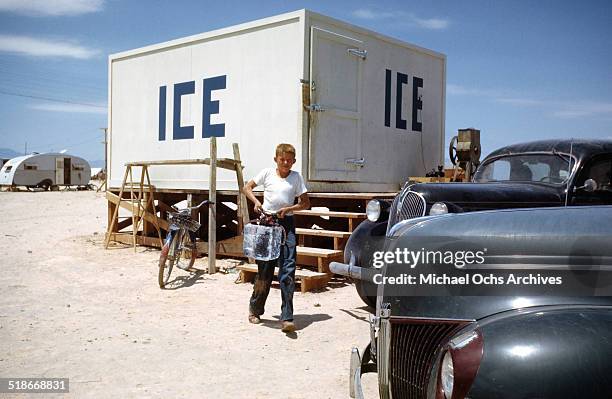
252, 168, 308, 215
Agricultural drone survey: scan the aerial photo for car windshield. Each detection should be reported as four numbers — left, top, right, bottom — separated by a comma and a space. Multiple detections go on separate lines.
473, 153, 574, 184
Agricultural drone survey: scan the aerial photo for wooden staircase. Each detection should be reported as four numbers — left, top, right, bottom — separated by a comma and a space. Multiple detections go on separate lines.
288, 193, 396, 281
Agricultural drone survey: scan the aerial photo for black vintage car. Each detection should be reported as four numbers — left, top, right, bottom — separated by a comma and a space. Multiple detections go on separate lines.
330, 205, 612, 399
347, 139, 612, 307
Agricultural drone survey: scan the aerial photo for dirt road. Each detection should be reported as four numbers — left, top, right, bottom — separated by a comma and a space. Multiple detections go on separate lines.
0, 191, 377, 398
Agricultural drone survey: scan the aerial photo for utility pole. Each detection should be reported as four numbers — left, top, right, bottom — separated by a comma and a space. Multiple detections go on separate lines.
24, 142, 27, 155
98, 128, 108, 191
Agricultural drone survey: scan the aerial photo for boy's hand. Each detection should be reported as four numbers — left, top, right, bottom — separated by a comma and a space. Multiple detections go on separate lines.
254, 201, 263, 214
278, 207, 290, 219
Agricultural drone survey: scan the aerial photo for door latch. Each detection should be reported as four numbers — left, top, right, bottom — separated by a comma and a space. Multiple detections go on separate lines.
345, 158, 366, 167
308, 103, 325, 112
347, 48, 367, 60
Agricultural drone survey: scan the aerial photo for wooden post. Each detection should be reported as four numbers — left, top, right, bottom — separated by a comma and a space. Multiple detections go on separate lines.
208, 137, 217, 274
105, 166, 130, 249
232, 143, 250, 232
144, 167, 163, 247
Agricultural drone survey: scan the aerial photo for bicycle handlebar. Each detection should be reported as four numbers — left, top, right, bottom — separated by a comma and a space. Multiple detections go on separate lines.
171, 199, 214, 212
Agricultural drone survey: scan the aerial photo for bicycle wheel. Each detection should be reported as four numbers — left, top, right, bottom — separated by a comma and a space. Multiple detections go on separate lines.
158, 232, 179, 288
174, 232, 197, 271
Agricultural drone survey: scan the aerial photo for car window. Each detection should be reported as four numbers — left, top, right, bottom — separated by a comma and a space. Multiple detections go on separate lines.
474, 153, 573, 184
579, 156, 612, 191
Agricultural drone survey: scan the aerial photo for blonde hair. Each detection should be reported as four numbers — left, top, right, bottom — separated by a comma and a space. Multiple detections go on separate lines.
275, 143, 296, 157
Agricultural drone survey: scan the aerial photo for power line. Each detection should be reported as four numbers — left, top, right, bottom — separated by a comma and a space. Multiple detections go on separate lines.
0, 89, 107, 108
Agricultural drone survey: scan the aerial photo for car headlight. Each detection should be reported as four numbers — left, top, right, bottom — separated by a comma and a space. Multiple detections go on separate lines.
441, 350, 454, 398
366, 200, 381, 222
437, 329, 484, 399
429, 202, 448, 216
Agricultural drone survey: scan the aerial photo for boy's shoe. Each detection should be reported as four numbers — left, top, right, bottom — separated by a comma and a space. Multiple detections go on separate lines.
248, 314, 261, 324
281, 320, 296, 333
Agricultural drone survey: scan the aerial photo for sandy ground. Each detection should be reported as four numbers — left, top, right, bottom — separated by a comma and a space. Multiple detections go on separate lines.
0, 190, 379, 398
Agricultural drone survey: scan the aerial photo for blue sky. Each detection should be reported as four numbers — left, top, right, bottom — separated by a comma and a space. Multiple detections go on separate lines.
0, 0, 610, 164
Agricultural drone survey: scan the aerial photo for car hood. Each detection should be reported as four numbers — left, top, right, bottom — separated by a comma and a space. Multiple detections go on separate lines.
410, 181, 563, 209
384, 296, 612, 321
379, 205, 612, 320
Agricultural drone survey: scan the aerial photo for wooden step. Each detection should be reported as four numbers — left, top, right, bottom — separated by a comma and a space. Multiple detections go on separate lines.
295, 228, 351, 250
296, 246, 344, 274
297, 246, 343, 258
237, 264, 330, 293
295, 228, 351, 239
294, 209, 366, 218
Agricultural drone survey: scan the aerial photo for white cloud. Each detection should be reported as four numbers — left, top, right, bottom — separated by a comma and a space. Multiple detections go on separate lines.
30, 102, 107, 114
414, 17, 449, 30
449, 83, 612, 119
0, 35, 99, 59
552, 102, 612, 119
0, 0, 103, 16
352, 8, 450, 30
352, 9, 395, 20
495, 98, 546, 106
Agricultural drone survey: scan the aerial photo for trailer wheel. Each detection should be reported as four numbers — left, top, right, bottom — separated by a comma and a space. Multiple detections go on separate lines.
50, 185, 59, 191
39, 180, 52, 191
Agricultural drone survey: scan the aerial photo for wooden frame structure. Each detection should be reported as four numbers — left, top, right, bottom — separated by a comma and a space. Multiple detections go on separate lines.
104, 140, 250, 274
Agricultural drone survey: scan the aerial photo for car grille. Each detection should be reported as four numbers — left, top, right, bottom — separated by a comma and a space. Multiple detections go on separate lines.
386, 189, 426, 234
387, 318, 469, 399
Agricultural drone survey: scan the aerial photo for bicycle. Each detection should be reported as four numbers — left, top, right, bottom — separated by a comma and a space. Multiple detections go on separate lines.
158, 199, 211, 288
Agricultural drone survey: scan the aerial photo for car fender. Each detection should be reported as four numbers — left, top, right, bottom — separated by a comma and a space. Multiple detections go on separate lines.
466, 306, 612, 398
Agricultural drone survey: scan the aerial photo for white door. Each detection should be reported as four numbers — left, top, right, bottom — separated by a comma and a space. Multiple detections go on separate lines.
55, 157, 64, 184
309, 27, 365, 181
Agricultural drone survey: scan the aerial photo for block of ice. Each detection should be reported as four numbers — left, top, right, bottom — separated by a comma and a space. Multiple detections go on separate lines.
243, 223, 284, 261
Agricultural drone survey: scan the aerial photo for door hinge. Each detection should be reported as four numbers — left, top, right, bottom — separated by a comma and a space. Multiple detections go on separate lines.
347, 48, 367, 60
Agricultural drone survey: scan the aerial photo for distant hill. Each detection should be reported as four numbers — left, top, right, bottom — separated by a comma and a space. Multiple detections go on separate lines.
0, 148, 21, 159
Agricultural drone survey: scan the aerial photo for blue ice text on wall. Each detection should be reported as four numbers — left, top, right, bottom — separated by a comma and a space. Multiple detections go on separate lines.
158, 75, 227, 141
384, 69, 423, 132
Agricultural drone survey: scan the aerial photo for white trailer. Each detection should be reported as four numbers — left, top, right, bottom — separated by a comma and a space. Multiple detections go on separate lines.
108, 9, 446, 192
0, 153, 91, 190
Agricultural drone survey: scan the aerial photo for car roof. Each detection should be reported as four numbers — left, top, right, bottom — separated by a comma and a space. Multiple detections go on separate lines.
485, 138, 612, 162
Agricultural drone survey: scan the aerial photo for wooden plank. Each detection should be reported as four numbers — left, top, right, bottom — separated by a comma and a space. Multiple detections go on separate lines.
106, 191, 170, 231
105, 166, 130, 249
306, 192, 397, 199
294, 209, 366, 218
126, 158, 239, 171
208, 137, 217, 274
295, 227, 351, 238
408, 177, 452, 183
232, 143, 250, 233
296, 246, 342, 258
237, 264, 329, 293
106, 232, 163, 248
238, 263, 328, 278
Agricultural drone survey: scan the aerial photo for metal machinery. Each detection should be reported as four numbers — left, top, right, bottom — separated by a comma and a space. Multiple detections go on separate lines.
449, 128, 481, 182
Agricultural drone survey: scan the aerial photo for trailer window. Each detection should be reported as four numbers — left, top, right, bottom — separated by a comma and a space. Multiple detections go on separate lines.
72, 164, 85, 171
24, 164, 38, 170
3, 165, 11, 172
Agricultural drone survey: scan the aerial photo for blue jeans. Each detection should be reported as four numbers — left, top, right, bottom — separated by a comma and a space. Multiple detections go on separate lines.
249, 216, 296, 321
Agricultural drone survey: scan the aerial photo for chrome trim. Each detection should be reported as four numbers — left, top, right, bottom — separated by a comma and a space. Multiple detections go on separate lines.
350, 347, 363, 399
386, 189, 427, 235
329, 260, 376, 282
369, 314, 378, 359
377, 317, 391, 399
377, 304, 392, 399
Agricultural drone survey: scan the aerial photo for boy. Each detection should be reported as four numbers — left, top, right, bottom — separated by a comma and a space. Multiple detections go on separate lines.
243, 143, 310, 333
